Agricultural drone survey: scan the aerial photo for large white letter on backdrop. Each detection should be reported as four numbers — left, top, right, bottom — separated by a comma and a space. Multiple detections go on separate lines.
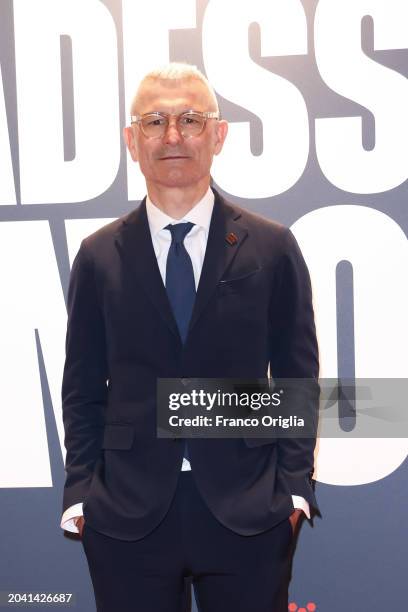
122, 0, 196, 201
0, 221, 66, 487
315, 0, 408, 193
292, 206, 408, 486
13, 0, 120, 204
203, 0, 309, 199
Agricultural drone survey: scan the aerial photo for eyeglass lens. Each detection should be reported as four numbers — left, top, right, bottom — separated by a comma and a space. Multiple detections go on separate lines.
140, 113, 206, 138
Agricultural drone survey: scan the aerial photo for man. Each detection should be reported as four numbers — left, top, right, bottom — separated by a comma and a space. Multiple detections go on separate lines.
61, 63, 319, 612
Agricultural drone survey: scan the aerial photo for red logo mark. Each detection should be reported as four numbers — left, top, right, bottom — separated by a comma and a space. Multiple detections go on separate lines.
288, 603, 317, 612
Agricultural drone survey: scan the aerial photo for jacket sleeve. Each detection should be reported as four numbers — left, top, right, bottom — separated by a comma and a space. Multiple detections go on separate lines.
61, 241, 108, 513
269, 228, 320, 513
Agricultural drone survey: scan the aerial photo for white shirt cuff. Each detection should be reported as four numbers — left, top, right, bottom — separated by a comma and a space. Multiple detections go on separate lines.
61, 503, 84, 533
291, 495, 310, 519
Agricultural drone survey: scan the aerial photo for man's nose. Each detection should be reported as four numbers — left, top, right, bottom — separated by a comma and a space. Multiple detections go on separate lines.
162, 119, 183, 144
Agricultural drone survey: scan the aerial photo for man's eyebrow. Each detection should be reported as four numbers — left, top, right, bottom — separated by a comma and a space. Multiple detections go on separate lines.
139, 108, 205, 115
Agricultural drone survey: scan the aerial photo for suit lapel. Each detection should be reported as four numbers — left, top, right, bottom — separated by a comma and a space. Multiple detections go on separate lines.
113, 190, 249, 342
114, 199, 179, 339
188, 190, 248, 333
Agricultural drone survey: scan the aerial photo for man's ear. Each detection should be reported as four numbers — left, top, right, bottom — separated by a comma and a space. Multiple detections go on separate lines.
214, 120, 228, 156
123, 126, 138, 162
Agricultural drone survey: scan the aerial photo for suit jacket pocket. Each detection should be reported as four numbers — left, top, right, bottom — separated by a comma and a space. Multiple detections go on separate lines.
218, 267, 262, 296
102, 424, 135, 450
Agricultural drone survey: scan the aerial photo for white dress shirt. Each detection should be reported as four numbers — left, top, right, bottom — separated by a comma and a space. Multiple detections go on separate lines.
60, 187, 309, 532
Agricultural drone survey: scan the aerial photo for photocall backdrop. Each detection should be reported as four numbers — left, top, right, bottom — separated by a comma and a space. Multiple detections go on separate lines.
0, 0, 407, 610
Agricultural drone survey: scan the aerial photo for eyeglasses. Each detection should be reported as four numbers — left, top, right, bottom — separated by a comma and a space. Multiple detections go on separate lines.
130, 110, 219, 139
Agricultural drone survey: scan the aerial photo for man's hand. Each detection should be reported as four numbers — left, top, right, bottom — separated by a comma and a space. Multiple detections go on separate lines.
289, 509, 303, 535
74, 516, 85, 538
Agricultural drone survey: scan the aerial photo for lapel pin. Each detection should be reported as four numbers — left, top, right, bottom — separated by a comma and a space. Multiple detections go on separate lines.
225, 232, 238, 246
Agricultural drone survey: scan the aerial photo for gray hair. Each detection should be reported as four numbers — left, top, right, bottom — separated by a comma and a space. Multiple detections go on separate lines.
130, 62, 219, 114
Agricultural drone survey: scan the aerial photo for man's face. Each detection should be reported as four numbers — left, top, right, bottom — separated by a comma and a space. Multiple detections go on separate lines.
124, 79, 228, 190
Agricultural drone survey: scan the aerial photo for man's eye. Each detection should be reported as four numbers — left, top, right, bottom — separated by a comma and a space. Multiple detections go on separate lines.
180, 115, 200, 125
145, 117, 165, 127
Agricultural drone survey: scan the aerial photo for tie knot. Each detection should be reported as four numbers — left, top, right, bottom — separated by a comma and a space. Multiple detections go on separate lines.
165, 222, 194, 244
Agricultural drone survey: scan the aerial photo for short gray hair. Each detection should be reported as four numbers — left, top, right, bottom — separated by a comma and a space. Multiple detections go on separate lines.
130, 62, 219, 114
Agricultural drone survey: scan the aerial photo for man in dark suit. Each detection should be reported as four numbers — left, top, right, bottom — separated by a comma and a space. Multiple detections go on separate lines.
61, 63, 319, 612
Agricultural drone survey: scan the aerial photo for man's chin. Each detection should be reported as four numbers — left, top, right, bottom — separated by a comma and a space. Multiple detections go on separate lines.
154, 171, 200, 189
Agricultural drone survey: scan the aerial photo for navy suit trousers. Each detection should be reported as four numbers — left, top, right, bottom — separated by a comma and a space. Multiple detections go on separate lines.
81, 471, 295, 612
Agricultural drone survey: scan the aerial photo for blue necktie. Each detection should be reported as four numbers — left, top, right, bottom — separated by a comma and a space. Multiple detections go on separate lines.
165, 222, 196, 343
165, 222, 195, 462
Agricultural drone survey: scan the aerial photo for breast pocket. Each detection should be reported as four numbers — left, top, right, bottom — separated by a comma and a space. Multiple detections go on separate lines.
217, 267, 262, 296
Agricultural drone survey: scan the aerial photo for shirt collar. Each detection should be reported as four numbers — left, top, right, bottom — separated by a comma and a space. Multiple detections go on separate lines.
146, 187, 214, 237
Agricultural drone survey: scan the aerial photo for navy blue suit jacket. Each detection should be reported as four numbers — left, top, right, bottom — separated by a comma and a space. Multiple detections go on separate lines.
62, 188, 319, 541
